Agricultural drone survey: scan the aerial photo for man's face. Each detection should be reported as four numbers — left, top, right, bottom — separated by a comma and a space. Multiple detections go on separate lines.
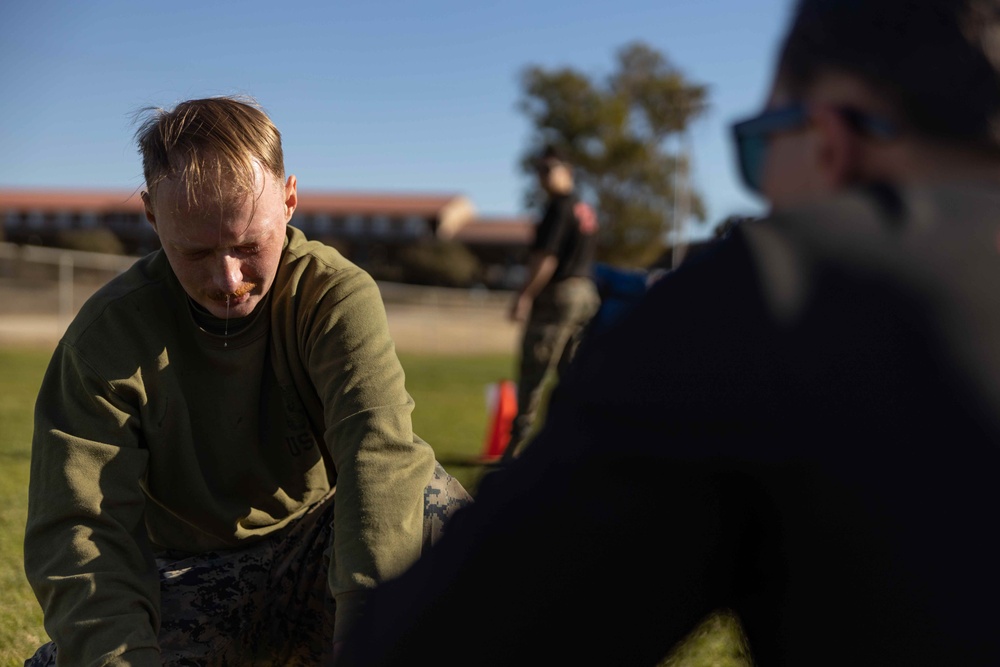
757, 86, 830, 211
735, 73, 900, 212
537, 161, 573, 195
144, 164, 297, 319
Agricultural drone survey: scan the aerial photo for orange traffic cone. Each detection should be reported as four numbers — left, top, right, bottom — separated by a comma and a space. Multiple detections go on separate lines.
480, 379, 518, 462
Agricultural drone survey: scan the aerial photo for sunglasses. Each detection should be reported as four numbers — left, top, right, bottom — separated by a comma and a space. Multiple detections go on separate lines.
731, 103, 898, 194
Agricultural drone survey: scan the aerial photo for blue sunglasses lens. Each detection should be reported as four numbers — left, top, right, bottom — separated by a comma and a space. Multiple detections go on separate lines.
738, 134, 767, 193
733, 105, 805, 194
732, 103, 896, 195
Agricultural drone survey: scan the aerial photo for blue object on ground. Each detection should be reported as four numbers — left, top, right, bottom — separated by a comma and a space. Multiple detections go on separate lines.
587, 262, 654, 338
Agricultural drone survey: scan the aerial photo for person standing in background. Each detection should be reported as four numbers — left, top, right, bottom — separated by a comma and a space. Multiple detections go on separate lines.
502, 145, 600, 462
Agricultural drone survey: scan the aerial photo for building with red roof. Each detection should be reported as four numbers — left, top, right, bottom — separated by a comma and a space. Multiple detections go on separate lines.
0, 188, 534, 288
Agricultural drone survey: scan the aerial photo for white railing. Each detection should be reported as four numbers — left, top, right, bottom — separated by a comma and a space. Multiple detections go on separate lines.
0, 242, 140, 325
0, 242, 518, 351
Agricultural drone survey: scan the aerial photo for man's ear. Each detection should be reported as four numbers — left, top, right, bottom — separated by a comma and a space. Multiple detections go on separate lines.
141, 190, 158, 234
283, 175, 298, 223
811, 107, 862, 190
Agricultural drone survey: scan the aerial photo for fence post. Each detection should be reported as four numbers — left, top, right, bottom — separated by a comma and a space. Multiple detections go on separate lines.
59, 252, 74, 326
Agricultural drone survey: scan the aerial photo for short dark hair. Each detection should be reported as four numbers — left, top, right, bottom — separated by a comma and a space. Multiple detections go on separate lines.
777, 0, 1000, 154
532, 144, 568, 173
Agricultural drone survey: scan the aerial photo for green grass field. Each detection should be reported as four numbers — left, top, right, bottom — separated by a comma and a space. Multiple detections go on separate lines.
0, 347, 51, 667
0, 346, 750, 666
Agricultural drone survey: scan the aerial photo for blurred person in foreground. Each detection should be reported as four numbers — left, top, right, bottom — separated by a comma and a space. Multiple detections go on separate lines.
501, 145, 600, 462
338, 1, 1000, 664
22, 96, 472, 666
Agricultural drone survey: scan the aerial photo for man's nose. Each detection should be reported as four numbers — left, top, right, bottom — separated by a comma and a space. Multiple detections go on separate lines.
215, 254, 243, 294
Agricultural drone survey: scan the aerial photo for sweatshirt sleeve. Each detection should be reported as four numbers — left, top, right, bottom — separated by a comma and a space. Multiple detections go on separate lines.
24, 342, 161, 667
302, 267, 436, 643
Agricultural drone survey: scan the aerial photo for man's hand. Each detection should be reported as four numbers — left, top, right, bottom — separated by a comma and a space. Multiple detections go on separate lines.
510, 293, 533, 323
511, 252, 558, 323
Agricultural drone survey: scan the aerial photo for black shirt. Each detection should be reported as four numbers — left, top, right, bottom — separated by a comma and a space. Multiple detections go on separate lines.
532, 193, 598, 281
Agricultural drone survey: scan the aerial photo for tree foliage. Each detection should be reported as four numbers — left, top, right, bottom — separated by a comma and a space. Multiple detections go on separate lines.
518, 41, 709, 267
53, 228, 126, 255
396, 239, 482, 288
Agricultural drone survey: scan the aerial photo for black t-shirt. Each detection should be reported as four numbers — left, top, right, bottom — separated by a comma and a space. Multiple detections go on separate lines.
532, 194, 598, 281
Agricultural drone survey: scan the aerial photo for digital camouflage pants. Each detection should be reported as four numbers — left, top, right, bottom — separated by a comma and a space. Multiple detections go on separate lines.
502, 276, 600, 462
25, 462, 472, 667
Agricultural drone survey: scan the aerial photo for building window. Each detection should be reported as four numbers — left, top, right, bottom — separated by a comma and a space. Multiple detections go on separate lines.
371, 215, 390, 237
403, 215, 426, 238
312, 214, 332, 235
4, 209, 21, 232
345, 215, 364, 236
54, 211, 72, 229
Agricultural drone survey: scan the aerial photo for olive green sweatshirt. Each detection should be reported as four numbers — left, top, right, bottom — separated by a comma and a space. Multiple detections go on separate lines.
24, 226, 436, 666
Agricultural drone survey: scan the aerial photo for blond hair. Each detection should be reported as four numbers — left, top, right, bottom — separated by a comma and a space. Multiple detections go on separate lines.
134, 95, 285, 206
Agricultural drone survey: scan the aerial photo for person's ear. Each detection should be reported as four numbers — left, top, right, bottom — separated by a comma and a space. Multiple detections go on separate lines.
811, 107, 862, 190
141, 190, 158, 234
283, 175, 298, 223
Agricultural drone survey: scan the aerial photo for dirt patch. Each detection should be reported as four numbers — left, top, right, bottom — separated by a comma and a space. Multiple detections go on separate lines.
384, 303, 519, 355
0, 284, 520, 355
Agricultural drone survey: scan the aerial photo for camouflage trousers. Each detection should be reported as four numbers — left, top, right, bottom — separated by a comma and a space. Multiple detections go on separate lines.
503, 277, 600, 461
25, 462, 472, 667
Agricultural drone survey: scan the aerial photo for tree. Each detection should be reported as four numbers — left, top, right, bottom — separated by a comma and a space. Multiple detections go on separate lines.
518, 41, 709, 267
53, 228, 126, 255
396, 239, 482, 288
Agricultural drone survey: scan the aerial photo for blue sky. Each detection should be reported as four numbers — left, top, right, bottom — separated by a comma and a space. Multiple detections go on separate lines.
0, 0, 794, 241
